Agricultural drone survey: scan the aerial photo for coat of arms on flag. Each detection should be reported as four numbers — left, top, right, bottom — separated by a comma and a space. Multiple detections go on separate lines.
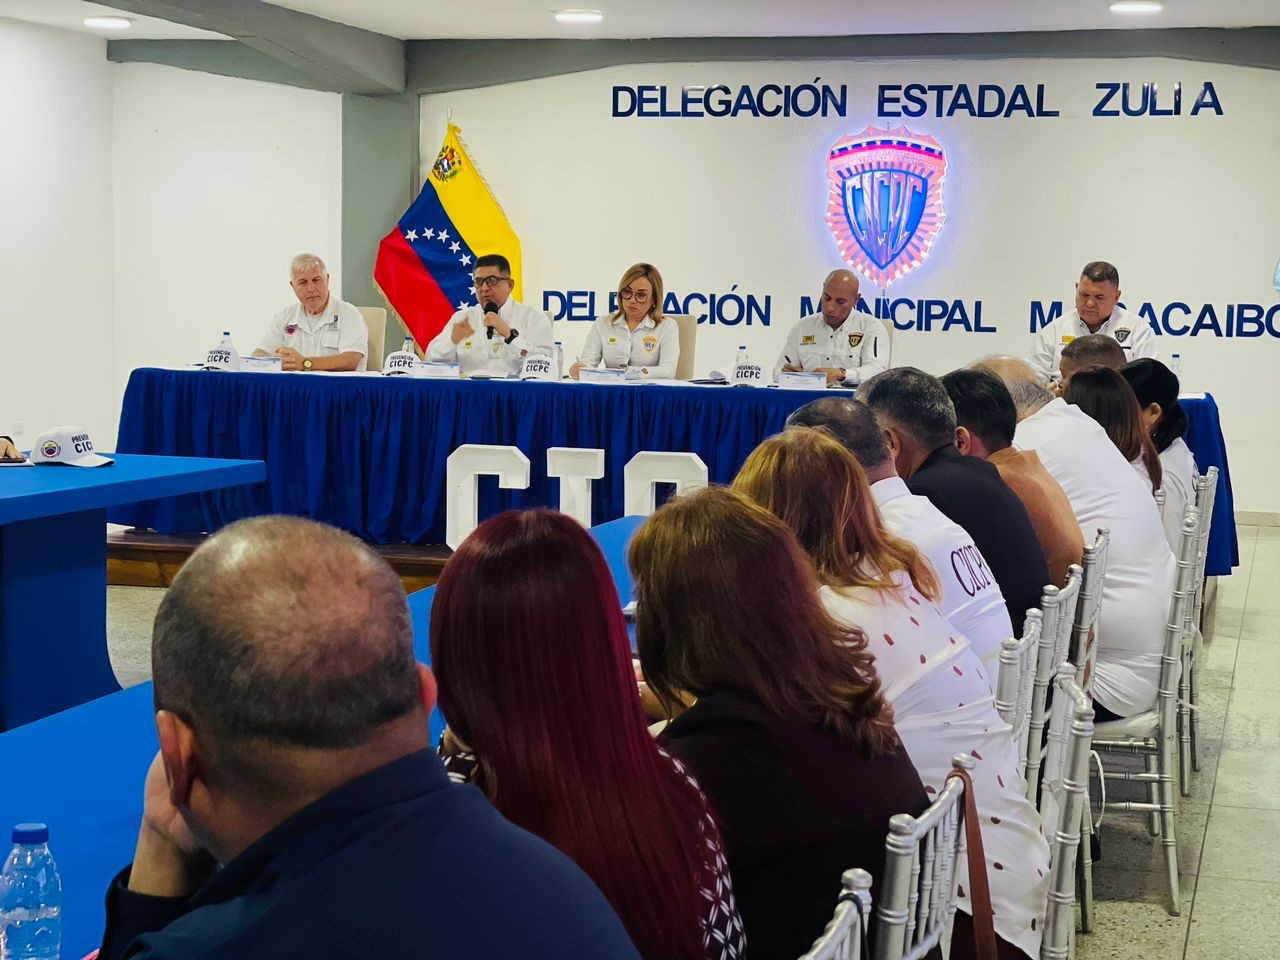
825, 125, 947, 288
374, 124, 522, 349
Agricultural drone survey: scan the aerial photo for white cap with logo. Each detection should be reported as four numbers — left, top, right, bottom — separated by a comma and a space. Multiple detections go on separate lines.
31, 426, 115, 467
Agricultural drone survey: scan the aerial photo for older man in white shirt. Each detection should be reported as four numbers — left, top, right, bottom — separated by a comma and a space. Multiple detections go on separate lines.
775, 270, 887, 386
426, 254, 553, 377
254, 253, 368, 371
1028, 261, 1158, 381
787, 397, 1013, 678
977, 357, 1175, 720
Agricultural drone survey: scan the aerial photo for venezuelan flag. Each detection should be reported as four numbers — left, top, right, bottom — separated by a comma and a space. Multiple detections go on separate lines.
374, 123, 522, 348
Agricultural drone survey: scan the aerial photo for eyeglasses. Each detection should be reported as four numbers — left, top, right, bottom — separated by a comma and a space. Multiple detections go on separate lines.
473, 274, 512, 288
619, 287, 651, 302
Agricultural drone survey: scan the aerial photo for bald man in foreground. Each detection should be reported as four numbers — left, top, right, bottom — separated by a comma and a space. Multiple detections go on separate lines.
775, 269, 887, 385
100, 516, 640, 960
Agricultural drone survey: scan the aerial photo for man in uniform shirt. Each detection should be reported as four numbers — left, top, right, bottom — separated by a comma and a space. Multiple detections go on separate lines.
787, 396, 1013, 676
941, 368, 1084, 588
860, 368, 1049, 639
253, 253, 368, 371
427, 254, 553, 377
976, 357, 1176, 721
774, 269, 887, 385
1028, 261, 1158, 380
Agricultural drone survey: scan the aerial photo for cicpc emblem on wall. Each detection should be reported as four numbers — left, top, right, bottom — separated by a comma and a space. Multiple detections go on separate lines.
825, 125, 948, 288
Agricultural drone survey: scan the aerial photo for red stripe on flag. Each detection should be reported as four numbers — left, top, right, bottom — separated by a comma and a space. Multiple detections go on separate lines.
374, 229, 456, 349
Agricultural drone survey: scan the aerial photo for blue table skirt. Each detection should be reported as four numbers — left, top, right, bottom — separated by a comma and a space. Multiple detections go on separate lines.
1180, 394, 1238, 577
111, 369, 831, 545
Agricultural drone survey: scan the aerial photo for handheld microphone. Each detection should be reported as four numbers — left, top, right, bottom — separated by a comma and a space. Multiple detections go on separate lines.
484, 301, 500, 338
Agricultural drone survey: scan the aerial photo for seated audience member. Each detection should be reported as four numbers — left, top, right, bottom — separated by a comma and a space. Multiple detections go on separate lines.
430, 510, 744, 960
100, 516, 641, 960
774, 269, 887, 385
1064, 366, 1163, 495
941, 369, 1084, 588
734, 428, 1049, 960
427, 253, 553, 377
570, 263, 679, 380
787, 396, 1013, 675
1027, 260, 1157, 380
1122, 358, 1199, 551
1055, 333, 1127, 392
253, 253, 368, 371
0, 435, 24, 461
976, 358, 1176, 722
859, 368, 1049, 637
630, 487, 928, 960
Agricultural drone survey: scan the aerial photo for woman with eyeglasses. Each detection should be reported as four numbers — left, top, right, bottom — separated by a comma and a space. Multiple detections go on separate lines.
570, 263, 680, 380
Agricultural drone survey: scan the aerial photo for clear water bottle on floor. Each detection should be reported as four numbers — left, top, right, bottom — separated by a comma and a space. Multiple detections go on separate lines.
554, 341, 565, 379
0, 824, 62, 960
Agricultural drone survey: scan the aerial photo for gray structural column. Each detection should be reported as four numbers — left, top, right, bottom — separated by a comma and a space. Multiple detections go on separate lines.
341, 93, 421, 350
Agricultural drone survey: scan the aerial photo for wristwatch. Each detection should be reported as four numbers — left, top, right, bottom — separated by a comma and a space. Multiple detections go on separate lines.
504, 328, 519, 345
302, 358, 314, 371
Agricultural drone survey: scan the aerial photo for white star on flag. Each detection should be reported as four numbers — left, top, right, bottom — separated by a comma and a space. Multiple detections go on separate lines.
424, 228, 435, 239
405, 229, 418, 241
461, 254, 472, 266
457, 301, 469, 310
438, 229, 451, 243
469, 285, 477, 295
449, 241, 461, 253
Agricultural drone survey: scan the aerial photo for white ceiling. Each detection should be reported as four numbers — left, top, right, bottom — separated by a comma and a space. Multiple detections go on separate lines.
0, 0, 226, 40
266, 0, 1280, 40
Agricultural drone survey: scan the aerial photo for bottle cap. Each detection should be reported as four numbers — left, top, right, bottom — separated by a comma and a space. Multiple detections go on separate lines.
12, 823, 48, 844
222, 331, 231, 337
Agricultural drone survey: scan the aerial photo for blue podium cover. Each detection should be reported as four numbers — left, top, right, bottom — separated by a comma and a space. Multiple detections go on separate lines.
111, 369, 829, 544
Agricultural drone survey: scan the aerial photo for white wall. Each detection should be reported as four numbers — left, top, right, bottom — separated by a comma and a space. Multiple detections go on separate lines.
422, 58, 1280, 513
0, 20, 115, 447
112, 64, 342, 423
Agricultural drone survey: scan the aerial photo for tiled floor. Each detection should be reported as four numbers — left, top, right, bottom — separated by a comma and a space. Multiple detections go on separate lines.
1078, 524, 1280, 960
104, 524, 1280, 957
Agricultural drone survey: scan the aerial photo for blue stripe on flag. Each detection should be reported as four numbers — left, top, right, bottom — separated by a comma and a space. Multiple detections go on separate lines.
398, 186, 479, 312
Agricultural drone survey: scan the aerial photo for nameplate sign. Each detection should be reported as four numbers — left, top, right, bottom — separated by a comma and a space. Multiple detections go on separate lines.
520, 355, 558, 381
240, 356, 283, 373
778, 371, 827, 390
382, 351, 420, 376
579, 367, 627, 384
418, 362, 460, 379
732, 362, 765, 387
203, 347, 240, 371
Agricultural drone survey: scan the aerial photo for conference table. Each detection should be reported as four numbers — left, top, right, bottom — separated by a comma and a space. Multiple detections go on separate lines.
0, 514, 641, 958
109, 369, 1239, 576
0, 453, 265, 731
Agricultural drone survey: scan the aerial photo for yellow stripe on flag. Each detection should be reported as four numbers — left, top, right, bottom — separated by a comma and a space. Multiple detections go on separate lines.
431, 123, 522, 300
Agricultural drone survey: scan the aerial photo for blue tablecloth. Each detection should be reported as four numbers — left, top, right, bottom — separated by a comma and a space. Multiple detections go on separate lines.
1180, 394, 1238, 577
111, 369, 830, 544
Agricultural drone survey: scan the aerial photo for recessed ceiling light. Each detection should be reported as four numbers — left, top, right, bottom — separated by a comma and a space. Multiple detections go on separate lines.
83, 16, 132, 30
554, 9, 604, 25
1108, 1, 1163, 13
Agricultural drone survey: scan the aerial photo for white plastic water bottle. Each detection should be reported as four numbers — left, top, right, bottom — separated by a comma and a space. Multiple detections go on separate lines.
401, 335, 415, 356
554, 341, 565, 379
1169, 352, 1183, 382
737, 344, 749, 366
0, 824, 61, 960
1272, 257, 1280, 296
220, 331, 240, 366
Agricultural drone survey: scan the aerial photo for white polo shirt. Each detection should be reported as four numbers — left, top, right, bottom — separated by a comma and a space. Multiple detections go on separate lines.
426, 298, 553, 377
871, 476, 1013, 679
257, 299, 369, 370
1013, 398, 1176, 717
579, 313, 680, 380
1027, 306, 1158, 380
773, 312, 888, 383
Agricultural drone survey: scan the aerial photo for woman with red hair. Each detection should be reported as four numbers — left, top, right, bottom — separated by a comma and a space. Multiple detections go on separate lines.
430, 509, 744, 960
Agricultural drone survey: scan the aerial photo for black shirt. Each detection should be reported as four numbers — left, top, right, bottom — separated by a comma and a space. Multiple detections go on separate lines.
907, 445, 1050, 634
662, 689, 929, 960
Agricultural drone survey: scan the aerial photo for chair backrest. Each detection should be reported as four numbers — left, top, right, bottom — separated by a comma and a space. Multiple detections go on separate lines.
799, 868, 874, 960
359, 306, 388, 370
1159, 509, 1202, 722
1190, 467, 1219, 624
669, 314, 698, 380
1024, 566, 1082, 802
872, 755, 973, 960
1071, 528, 1110, 696
995, 608, 1042, 771
1038, 664, 1095, 960
879, 319, 895, 367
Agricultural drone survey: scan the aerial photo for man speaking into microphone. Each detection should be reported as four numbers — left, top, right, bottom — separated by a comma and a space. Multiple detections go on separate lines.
426, 254, 554, 377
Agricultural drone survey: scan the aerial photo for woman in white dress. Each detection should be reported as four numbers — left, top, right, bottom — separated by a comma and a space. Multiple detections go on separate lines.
734, 427, 1051, 960
1123, 358, 1199, 551
1064, 365, 1163, 496
570, 263, 679, 380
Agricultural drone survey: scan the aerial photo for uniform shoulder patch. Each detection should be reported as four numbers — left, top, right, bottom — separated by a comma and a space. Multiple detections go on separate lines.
849, 333, 864, 348
1114, 328, 1131, 344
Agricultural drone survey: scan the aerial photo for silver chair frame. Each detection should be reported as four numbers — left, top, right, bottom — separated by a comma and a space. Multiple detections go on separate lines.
1181, 466, 1219, 783
1025, 567, 1082, 803
872, 755, 973, 960
800, 868, 874, 960
996, 608, 1043, 772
